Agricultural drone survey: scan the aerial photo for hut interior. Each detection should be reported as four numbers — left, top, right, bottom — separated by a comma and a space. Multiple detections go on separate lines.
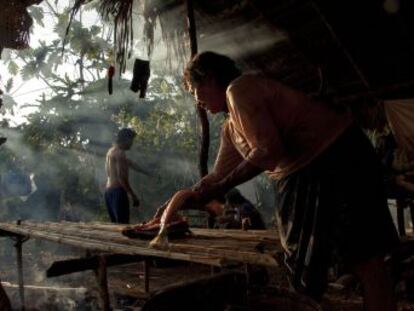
1, 0, 414, 310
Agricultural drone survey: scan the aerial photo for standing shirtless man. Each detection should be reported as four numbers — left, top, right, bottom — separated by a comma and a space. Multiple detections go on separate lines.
105, 128, 148, 224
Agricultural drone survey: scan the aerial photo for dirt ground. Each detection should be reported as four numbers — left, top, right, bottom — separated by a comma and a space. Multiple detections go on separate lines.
104, 260, 414, 311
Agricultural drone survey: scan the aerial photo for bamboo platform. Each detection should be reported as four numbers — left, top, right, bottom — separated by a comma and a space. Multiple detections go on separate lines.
0, 221, 280, 267
0, 221, 282, 310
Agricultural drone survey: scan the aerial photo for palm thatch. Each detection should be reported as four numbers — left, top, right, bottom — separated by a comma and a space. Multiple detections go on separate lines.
66, 0, 135, 72
66, 1, 414, 101
0, 0, 38, 53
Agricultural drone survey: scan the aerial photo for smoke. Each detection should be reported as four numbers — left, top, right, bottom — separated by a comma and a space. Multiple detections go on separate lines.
199, 21, 287, 60
127, 4, 287, 75
0, 238, 100, 310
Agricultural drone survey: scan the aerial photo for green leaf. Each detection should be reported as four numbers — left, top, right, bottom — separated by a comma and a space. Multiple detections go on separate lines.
7, 61, 19, 75
21, 61, 37, 81
2, 94, 18, 110
28, 6, 45, 27
33, 45, 49, 63
90, 25, 101, 36
1, 49, 12, 62
5, 78, 13, 93
160, 80, 170, 94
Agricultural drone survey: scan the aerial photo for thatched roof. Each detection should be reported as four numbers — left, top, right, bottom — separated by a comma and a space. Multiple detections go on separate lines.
4, 0, 414, 103
145, 0, 414, 102
0, 0, 43, 52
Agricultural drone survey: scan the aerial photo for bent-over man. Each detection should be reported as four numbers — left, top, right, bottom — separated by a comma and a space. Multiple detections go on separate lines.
158, 51, 399, 311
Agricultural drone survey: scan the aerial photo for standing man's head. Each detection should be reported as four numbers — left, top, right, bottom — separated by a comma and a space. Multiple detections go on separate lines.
116, 128, 136, 150
183, 51, 241, 114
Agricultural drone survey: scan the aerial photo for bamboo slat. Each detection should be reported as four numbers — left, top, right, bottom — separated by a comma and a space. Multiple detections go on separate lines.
19, 222, 279, 254
42, 221, 279, 242
18, 222, 265, 253
26, 223, 277, 260
0, 224, 225, 266
59, 229, 278, 267
0, 222, 280, 267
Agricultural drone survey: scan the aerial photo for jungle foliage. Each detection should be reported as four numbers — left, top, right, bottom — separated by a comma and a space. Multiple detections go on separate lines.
0, 0, 272, 224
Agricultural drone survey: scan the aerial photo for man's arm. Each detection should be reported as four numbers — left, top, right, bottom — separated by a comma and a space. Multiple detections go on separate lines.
117, 152, 140, 206
194, 118, 265, 202
127, 159, 151, 176
196, 160, 263, 202
153, 199, 169, 218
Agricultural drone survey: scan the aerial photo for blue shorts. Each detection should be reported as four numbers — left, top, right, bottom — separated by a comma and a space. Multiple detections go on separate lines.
104, 187, 130, 224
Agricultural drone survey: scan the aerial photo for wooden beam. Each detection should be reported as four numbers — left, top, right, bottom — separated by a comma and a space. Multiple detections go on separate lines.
336, 80, 414, 103
47, 254, 145, 277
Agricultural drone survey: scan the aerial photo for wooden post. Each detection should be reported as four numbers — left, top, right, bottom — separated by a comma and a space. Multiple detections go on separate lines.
14, 220, 25, 311
94, 256, 110, 311
186, 0, 209, 177
143, 259, 150, 293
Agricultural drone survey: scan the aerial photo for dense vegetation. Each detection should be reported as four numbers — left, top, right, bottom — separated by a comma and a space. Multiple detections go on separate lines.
0, 1, 273, 225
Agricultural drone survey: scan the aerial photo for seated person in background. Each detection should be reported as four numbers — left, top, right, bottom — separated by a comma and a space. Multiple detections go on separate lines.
396, 171, 414, 193
145, 188, 265, 231
124, 188, 264, 242
213, 188, 266, 230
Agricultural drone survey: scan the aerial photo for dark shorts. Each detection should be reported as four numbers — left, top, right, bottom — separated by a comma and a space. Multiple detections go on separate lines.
104, 187, 130, 224
274, 125, 400, 298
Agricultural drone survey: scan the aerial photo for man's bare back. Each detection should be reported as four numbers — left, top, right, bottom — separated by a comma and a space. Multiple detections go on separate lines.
105, 146, 127, 189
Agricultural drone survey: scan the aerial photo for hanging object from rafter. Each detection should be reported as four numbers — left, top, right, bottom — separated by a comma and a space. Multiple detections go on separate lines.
67, 0, 135, 73
130, 58, 150, 98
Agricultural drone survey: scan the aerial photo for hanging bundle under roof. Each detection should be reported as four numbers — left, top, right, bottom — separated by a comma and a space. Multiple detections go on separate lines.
67, 0, 188, 73
68, 0, 136, 73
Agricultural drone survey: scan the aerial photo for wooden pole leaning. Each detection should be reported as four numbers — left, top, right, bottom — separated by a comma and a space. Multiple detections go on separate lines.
186, 0, 210, 178
14, 220, 28, 311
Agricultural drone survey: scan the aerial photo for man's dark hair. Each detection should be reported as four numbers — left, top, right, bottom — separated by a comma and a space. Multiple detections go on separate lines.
116, 128, 136, 144
183, 51, 241, 91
